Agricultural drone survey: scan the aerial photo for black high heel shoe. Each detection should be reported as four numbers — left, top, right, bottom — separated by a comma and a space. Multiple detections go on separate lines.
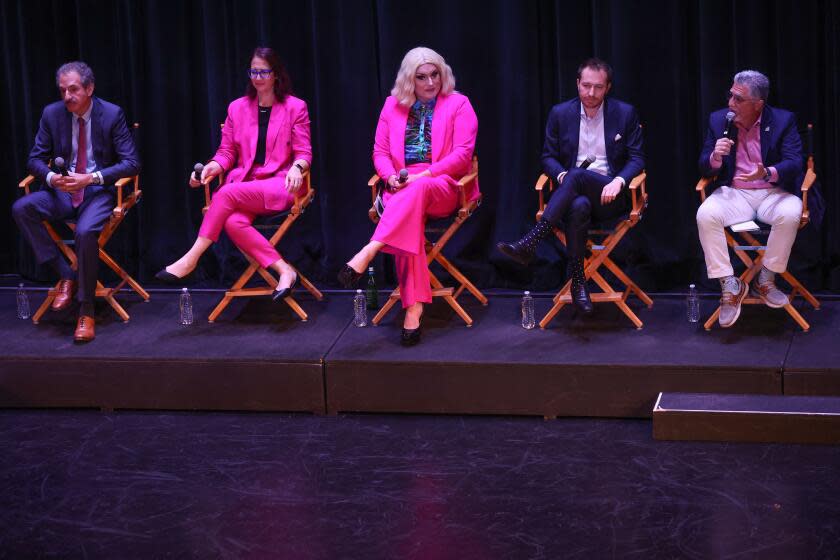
272, 274, 298, 302
337, 265, 363, 289
400, 324, 422, 347
155, 267, 194, 285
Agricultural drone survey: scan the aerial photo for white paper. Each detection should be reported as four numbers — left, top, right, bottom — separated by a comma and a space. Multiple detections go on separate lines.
730, 220, 761, 232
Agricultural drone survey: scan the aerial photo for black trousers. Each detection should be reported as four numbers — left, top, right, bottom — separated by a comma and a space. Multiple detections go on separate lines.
541, 167, 630, 259
12, 187, 114, 303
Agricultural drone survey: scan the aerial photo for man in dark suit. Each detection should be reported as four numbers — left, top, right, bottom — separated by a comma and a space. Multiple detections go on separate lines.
498, 58, 644, 313
12, 61, 140, 342
696, 70, 803, 328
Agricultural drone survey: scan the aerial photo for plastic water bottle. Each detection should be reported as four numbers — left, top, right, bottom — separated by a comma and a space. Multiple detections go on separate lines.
366, 266, 378, 310
16, 283, 31, 320
179, 287, 194, 325
353, 289, 368, 327
521, 291, 536, 329
687, 284, 699, 323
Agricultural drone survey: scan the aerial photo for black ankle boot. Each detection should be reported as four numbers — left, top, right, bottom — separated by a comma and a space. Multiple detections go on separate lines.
497, 220, 554, 266
569, 257, 593, 315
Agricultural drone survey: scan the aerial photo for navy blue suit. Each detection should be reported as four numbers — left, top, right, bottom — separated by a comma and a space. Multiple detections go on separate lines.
540, 97, 644, 258
13, 97, 140, 304
699, 105, 802, 194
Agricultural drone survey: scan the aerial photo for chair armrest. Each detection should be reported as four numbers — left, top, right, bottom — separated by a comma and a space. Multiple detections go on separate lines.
800, 167, 815, 193
291, 169, 313, 212
202, 171, 227, 212
368, 174, 381, 206
114, 176, 132, 209
368, 174, 382, 222
696, 176, 714, 202
534, 174, 552, 219
19, 175, 36, 195
799, 167, 816, 228
628, 172, 647, 223
456, 170, 477, 210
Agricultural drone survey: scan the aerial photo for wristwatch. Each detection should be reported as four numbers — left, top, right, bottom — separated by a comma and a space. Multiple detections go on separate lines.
294, 162, 305, 173
762, 166, 771, 182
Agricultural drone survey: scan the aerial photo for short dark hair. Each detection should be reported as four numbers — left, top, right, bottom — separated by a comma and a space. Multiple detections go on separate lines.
56, 61, 95, 87
245, 47, 292, 102
577, 58, 613, 84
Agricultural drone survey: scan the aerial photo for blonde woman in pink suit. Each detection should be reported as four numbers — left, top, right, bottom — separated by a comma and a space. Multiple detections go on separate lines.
339, 47, 479, 346
156, 47, 311, 300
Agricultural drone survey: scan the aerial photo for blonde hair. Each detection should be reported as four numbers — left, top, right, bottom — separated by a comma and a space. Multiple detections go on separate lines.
391, 47, 456, 107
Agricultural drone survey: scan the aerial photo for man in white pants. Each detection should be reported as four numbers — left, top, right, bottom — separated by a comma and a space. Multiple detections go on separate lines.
696, 70, 803, 328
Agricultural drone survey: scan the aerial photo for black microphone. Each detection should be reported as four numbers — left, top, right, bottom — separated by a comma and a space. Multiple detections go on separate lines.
723, 111, 736, 138
398, 169, 408, 184
193, 163, 204, 182
579, 154, 596, 170
54, 157, 69, 177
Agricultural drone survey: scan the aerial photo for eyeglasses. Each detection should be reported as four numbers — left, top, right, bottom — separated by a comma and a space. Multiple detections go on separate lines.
248, 69, 273, 79
727, 91, 757, 104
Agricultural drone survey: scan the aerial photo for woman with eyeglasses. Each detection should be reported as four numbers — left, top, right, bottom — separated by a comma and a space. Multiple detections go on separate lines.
157, 47, 311, 301
338, 46, 479, 346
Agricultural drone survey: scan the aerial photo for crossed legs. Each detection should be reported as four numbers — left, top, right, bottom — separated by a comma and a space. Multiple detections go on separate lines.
344, 177, 459, 330
161, 181, 297, 291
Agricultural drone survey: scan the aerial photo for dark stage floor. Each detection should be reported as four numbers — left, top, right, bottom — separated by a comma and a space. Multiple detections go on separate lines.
1, 410, 839, 559
1, 288, 839, 417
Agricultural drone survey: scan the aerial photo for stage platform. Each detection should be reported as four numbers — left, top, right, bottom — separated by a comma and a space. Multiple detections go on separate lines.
1, 288, 838, 418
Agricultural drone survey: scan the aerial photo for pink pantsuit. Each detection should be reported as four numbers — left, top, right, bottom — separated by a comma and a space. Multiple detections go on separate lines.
372, 93, 479, 308
198, 95, 312, 268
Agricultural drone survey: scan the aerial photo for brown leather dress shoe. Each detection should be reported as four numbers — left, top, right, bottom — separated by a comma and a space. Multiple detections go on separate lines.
51, 279, 77, 311
74, 315, 95, 343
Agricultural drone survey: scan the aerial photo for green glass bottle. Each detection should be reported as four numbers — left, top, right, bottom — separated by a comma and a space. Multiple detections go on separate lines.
366, 266, 378, 310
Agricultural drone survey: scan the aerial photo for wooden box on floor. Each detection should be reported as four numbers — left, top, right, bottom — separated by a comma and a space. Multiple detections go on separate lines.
653, 392, 840, 445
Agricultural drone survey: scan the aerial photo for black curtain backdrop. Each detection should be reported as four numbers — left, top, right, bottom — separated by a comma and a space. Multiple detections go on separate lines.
2, 0, 838, 292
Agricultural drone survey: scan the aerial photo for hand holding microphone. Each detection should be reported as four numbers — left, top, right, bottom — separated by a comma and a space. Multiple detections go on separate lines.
389, 168, 410, 190
54, 157, 70, 177
713, 111, 736, 162
189, 163, 204, 188
189, 161, 222, 187
51, 157, 87, 191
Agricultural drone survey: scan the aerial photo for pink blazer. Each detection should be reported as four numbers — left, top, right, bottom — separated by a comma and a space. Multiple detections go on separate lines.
211, 95, 312, 211
372, 92, 479, 201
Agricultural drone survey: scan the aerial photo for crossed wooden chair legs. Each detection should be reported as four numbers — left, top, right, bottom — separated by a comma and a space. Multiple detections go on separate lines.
372, 232, 489, 327
32, 220, 150, 325
539, 225, 653, 330
702, 230, 819, 332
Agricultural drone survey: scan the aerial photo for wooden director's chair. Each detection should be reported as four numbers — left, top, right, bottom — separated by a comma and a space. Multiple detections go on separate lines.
18, 123, 149, 324
695, 124, 819, 332
202, 167, 323, 322
367, 156, 488, 327
535, 170, 653, 329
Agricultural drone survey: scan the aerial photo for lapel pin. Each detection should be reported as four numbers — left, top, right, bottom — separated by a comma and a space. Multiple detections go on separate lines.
615, 133, 622, 142
765, 126, 770, 132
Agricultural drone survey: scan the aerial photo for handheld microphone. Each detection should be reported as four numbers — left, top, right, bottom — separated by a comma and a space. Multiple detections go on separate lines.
193, 163, 204, 182
54, 157, 69, 177
579, 154, 596, 170
398, 169, 408, 184
723, 111, 736, 138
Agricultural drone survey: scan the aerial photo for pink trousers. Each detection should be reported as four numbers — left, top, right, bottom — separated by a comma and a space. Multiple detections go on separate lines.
373, 164, 459, 308
198, 179, 295, 268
